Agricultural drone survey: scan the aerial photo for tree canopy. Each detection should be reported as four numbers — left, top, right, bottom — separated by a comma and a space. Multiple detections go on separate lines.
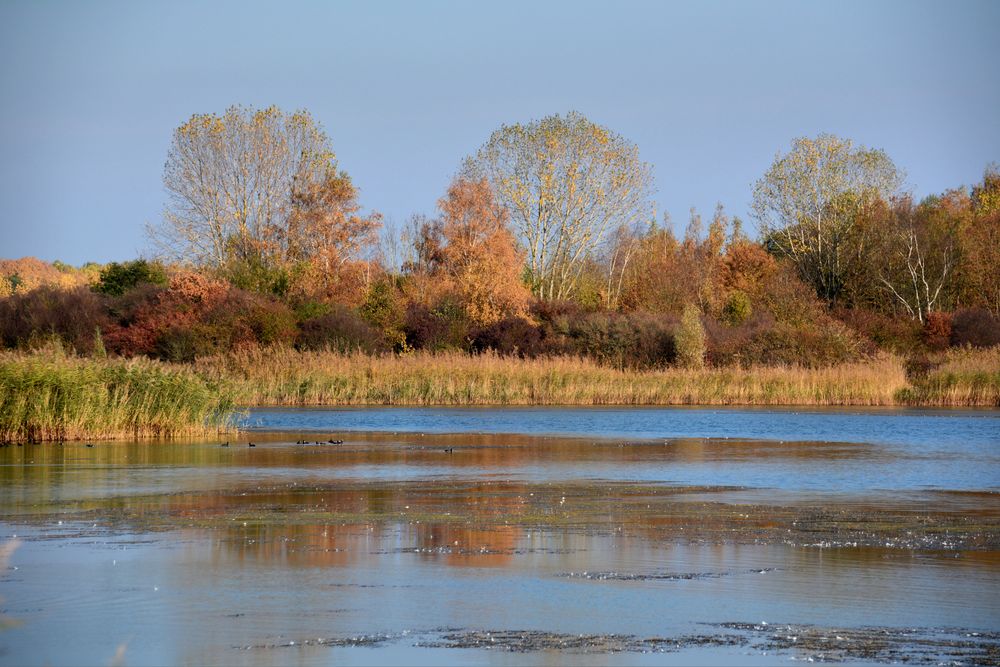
752, 134, 903, 304
463, 111, 655, 301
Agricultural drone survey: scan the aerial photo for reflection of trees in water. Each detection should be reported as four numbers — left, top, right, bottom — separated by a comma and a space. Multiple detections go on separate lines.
210, 522, 372, 568
0, 433, 883, 516
411, 523, 522, 568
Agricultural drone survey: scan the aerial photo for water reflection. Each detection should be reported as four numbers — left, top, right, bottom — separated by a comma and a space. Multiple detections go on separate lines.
3, 521, 999, 667
2, 427, 997, 500
0, 407, 998, 665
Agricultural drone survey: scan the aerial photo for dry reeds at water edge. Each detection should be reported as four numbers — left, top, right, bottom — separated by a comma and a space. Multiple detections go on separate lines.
897, 346, 1000, 407
2, 345, 995, 442
198, 346, 933, 407
0, 345, 239, 442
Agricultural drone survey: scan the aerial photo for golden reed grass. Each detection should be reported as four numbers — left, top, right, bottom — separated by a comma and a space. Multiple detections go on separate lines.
0, 346, 238, 442
4, 346, 995, 441
900, 346, 1000, 407
198, 346, 917, 407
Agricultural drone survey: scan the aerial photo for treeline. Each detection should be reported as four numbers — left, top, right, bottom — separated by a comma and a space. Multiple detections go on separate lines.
1, 107, 998, 370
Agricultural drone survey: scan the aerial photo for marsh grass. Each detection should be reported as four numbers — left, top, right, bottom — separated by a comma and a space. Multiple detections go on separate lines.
198, 346, 912, 407
5, 345, 994, 442
899, 347, 1000, 407
0, 345, 238, 441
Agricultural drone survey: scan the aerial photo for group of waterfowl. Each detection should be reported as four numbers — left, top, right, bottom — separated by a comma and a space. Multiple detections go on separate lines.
220, 437, 346, 448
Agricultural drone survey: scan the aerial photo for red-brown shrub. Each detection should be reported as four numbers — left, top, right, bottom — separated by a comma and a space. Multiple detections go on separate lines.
403, 302, 470, 351
298, 306, 386, 353
470, 317, 545, 357
950, 308, 1000, 348
0, 285, 110, 354
922, 311, 952, 351
835, 307, 923, 354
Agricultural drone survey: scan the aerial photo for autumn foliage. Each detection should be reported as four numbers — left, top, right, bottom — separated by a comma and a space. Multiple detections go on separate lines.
1, 109, 997, 372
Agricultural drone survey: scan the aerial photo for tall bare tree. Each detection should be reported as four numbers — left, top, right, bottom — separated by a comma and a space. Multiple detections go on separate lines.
878, 197, 957, 324
463, 111, 655, 301
150, 105, 335, 269
752, 134, 903, 304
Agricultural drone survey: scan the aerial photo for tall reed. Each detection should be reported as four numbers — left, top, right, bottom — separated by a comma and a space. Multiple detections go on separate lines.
899, 346, 1000, 407
0, 346, 238, 441
198, 346, 911, 407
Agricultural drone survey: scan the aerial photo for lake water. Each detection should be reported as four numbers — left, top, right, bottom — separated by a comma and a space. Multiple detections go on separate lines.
1, 407, 998, 665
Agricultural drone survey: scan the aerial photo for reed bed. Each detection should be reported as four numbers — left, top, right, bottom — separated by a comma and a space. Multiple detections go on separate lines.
198, 347, 911, 407
900, 347, 1000, 407
0, 348, 238, 441
4, 346, 993, 443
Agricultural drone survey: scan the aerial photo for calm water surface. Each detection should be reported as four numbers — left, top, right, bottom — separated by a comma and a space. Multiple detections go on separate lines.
1, 407, 998, 666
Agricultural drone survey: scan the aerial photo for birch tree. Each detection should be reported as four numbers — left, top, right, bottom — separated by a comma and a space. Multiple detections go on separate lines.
878, 197, 957, 323
752, 134, 902, 304
463, 112, 654, 301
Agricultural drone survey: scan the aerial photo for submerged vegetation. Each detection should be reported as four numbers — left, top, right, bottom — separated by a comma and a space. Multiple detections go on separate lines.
0, 346, 238, 442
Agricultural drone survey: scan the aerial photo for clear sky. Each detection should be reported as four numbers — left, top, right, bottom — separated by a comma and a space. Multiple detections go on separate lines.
1, 0, 998, 265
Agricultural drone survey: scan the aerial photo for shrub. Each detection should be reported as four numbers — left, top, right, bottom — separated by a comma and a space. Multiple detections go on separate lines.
625, 313, 677, 368
222, 258, 290, 297
403, 302, 470, 351
298, 307, 386, 353
742, 320, 861, 367
361, 277, 403, 330
101, 272, 296, 361
951, 308, 1000, 348
293, 300, 332, 321
722, 290, 752, 326
835, 307, 923, 355
922, 311, 952, 351
675, 304, 706, 369
704, 311, 776, 367
568, 312, 636, 368
470, 317, 544, 357
0, 285, 110, 354
94, 259, 167, 296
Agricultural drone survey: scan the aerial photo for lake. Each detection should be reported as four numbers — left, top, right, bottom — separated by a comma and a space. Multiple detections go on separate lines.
1, 407, 998, 665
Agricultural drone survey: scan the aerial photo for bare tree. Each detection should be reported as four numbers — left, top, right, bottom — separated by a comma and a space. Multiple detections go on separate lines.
752, 134, 903, 304
878, 197, 956, 323
463, 111, 655, 301
150, 105, 335, 268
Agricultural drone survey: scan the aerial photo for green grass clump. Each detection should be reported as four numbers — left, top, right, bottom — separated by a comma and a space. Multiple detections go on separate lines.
0, 346, 239, 441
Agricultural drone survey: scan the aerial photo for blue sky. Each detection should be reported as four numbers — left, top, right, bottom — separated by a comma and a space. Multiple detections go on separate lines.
1, 0, 998, 265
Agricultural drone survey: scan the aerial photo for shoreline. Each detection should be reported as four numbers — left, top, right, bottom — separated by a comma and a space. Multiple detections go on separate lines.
2, 347, 998, 442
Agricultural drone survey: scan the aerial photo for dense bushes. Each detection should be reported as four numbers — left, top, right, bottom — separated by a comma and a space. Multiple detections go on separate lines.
297, 306, 386, 353
0, 285, 110, 354
100, 272, 297, 362
951, 308, 1000, 348
1, 254, 995, 370
94, 259, 167, 296
470, 316, 545, 357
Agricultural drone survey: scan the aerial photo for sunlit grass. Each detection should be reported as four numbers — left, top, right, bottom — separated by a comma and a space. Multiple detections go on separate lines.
197, 346, 912, 407
5, 345, 993, 442
899, 346, 1000, 407
0, 345, 238, 442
